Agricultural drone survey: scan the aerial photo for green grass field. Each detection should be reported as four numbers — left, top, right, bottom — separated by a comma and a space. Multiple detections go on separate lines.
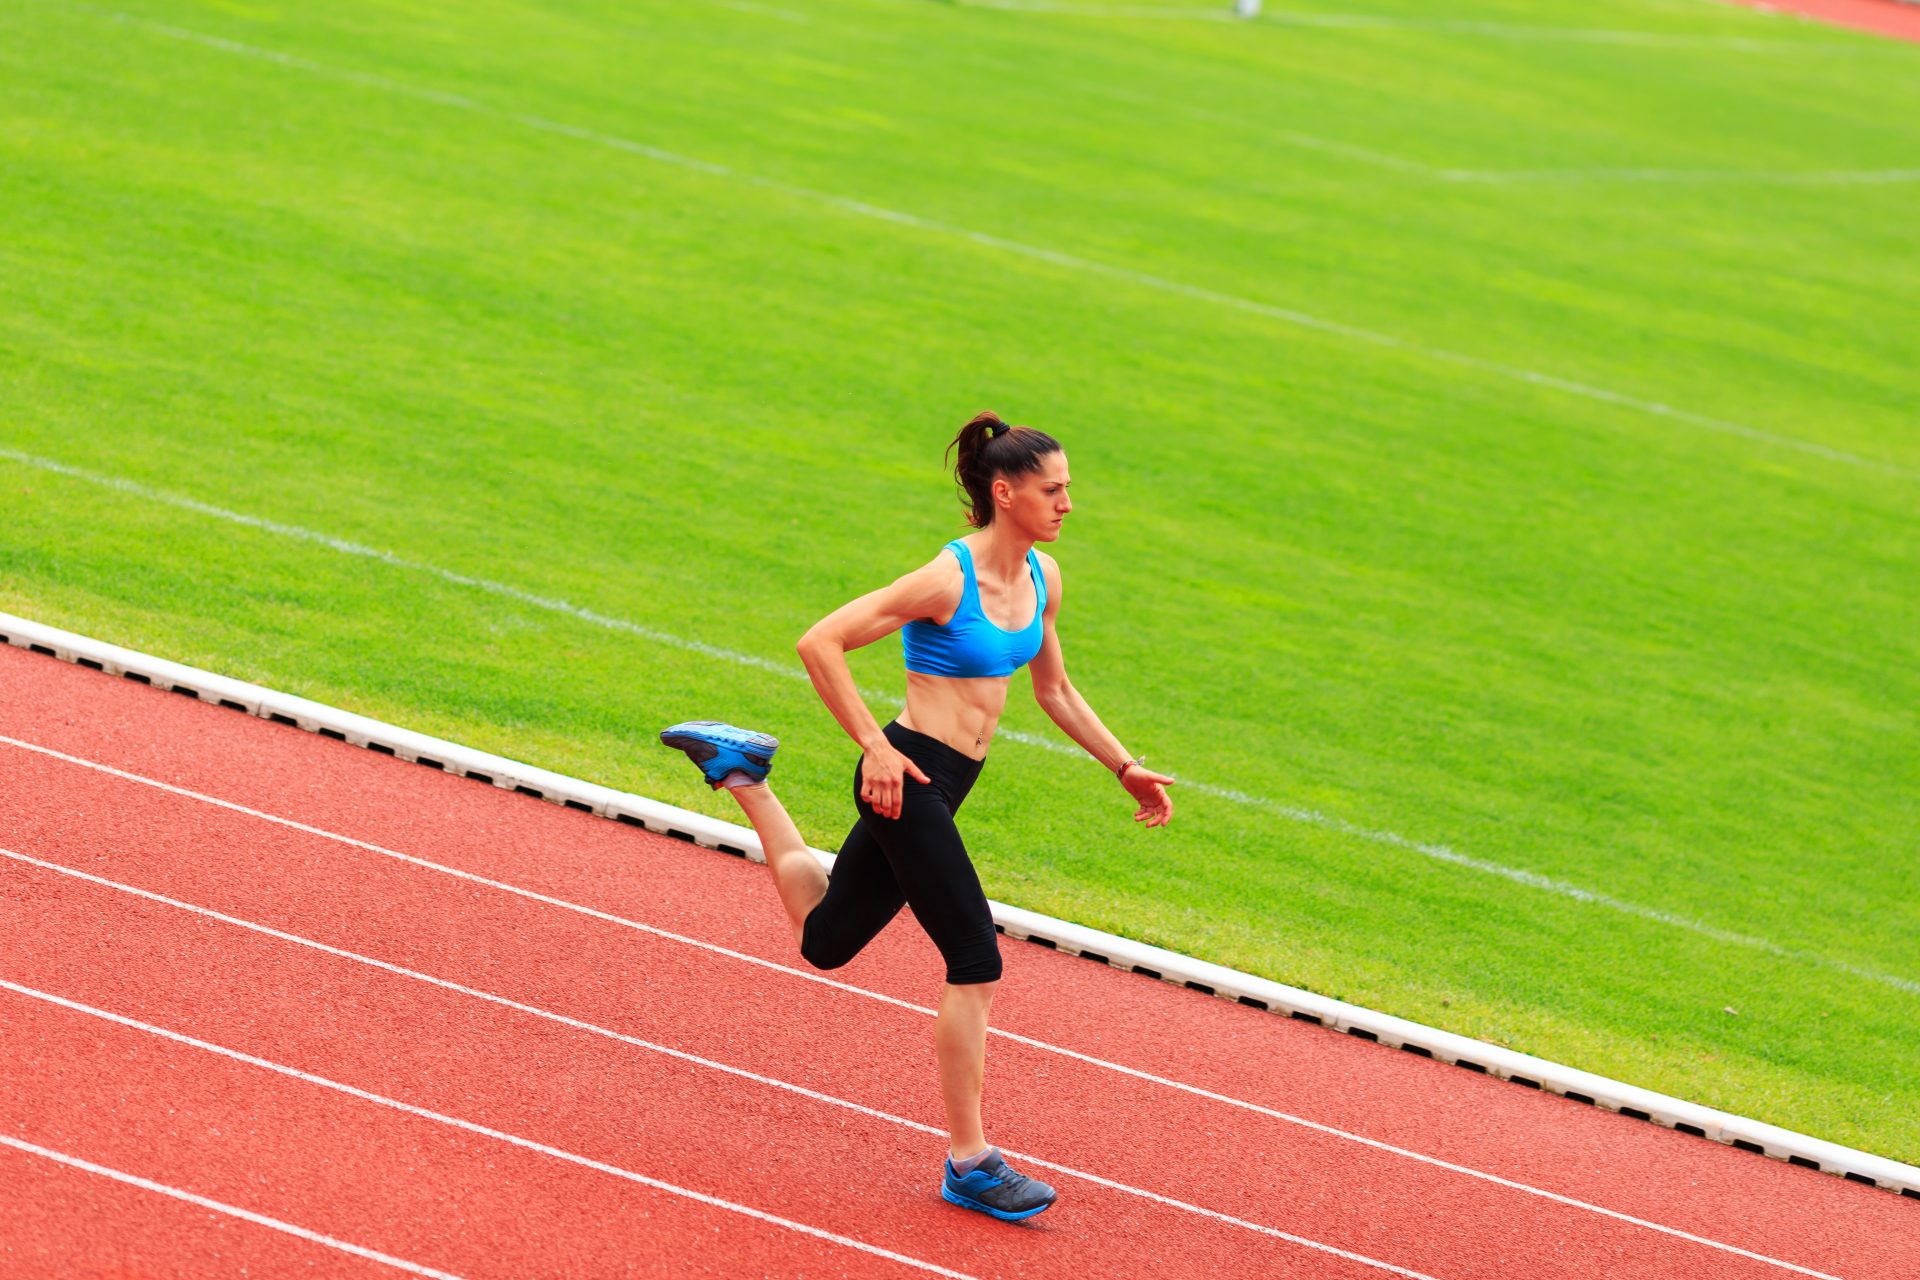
4, 0, 1917, 1161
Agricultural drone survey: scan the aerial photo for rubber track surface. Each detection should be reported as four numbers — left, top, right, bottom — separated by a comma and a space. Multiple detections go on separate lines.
1729, 0, 1920, 42
1, 645, 1913, 1278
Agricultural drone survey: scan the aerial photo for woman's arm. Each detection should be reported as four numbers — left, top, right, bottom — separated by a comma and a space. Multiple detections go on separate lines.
796, 554, 958, 816
1027, 554, 1175, 827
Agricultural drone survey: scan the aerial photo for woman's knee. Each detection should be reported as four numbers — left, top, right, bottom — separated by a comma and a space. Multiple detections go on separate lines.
943, 935, 1003, 986
799, 916, 857, 972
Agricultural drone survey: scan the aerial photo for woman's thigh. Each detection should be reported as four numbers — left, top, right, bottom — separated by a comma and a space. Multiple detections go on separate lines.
798, 817, 905, 971
855, 782, 1002, 985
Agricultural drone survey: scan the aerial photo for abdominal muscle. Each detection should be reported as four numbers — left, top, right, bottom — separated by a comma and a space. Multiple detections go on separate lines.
896, 669, 1013, 762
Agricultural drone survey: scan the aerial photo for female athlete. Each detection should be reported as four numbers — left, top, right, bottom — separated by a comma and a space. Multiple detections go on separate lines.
660, 411, 1176, 1222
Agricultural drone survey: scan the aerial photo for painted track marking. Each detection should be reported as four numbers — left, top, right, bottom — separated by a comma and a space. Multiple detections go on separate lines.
4, 487, 1914, 1004
934, 0, 1884, 48
49, 3, 1915, 479
1063, 76, 1920, 185
0, 851, 1450, 1279
0, 1132, 468, 1280
0, 758, 1852, 1276
0, 980, 981, 1280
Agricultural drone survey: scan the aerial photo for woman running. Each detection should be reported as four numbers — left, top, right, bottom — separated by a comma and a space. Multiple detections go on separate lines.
660, 411, 1175, 1222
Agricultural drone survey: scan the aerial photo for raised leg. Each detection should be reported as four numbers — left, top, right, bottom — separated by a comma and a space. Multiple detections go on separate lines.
725, 781, 828, 946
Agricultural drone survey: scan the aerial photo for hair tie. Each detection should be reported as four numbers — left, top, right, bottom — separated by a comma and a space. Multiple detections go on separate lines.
984, 422, 1001, 439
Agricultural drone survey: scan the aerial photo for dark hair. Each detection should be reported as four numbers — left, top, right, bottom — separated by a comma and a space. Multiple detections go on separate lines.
945, 411, 1063, 528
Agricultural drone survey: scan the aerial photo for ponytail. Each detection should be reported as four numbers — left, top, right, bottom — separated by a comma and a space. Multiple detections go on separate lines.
946, 411, 1063, 528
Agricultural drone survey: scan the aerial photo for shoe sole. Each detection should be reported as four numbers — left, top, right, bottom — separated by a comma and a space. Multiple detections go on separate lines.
659, 727, 777, 785
940, 1184, 1056, 1221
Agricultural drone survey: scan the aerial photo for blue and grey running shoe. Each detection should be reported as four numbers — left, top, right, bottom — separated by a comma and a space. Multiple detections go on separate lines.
659, 721, 780, 789
941, 1149, 1057, 1222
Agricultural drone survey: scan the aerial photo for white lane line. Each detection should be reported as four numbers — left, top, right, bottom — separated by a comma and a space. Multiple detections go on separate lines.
63, 6, 1912, 479
0, 849, 1446, 1278
0, 1132, 467, 1280
0, 827, 1854, 1275
0, 982, 980, 1280
4, 580, 1916, 1002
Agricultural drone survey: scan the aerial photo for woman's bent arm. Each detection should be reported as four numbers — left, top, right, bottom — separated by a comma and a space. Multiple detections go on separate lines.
1027, 553, 1175, 826
797, 559, 954, 747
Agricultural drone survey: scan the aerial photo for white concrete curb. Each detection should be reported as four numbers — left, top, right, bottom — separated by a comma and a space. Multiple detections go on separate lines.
4, 610, 1915, 1199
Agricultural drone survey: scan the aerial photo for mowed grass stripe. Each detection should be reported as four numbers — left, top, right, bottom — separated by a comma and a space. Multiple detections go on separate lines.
44, 2, 1920, 480
3, 0, 1916, 1159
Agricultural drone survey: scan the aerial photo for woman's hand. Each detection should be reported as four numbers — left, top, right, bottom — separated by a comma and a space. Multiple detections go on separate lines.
1121, 764, 1176, 828
860, 742, 932, 820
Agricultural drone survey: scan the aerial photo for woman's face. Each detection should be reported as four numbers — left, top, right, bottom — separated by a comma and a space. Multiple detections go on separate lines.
995, 451, 1072, 541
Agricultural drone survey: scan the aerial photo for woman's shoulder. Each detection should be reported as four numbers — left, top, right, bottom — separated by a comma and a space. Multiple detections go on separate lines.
1033, 548, 1062, 607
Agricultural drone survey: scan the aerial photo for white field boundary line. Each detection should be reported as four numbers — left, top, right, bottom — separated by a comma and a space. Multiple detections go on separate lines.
1093, 83, 1918, 185
0, 630, 1915, 1206
0, 851, 1450, 1280
1063, 76, 1920, 186
2, 483, 1915, 1008
0, 982, 980, 1280
722, 2, 1917, 185
940, 0, 1885, 47
0, 1133, 467, 1280
58, 6, 1916, 480
0, 847, 1855, 1280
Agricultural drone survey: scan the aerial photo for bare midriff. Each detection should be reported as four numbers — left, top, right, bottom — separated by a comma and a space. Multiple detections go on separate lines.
897, 669, 1013, 762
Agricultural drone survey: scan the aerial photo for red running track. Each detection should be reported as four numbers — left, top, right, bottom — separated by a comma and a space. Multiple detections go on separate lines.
1727, 0, 1920, 42
1, 644, 1914, 1279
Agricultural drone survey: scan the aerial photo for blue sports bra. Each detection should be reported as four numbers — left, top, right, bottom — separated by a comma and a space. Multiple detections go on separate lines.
902, 540, 1047, 678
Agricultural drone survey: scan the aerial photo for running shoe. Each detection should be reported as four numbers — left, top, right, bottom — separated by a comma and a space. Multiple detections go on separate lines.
941, 1149, 1057, 1221
658, 721, 780, 789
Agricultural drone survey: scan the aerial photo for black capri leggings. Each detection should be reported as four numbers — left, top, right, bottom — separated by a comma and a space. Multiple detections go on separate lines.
798, 721, 1003, 985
